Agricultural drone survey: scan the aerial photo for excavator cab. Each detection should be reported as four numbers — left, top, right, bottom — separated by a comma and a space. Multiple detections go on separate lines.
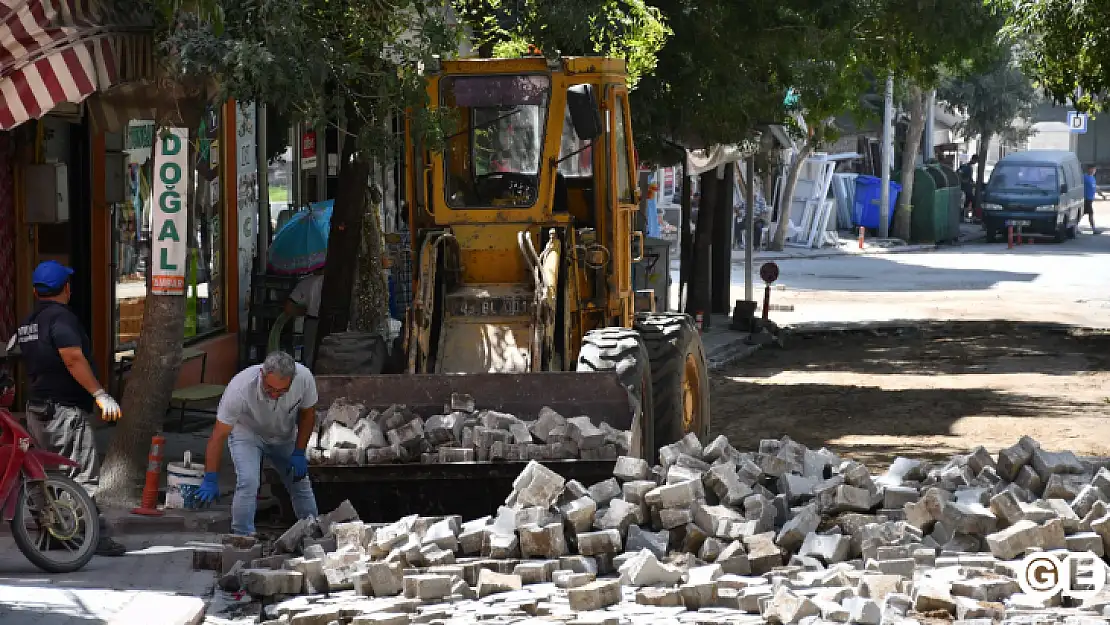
395, 56, 710, 460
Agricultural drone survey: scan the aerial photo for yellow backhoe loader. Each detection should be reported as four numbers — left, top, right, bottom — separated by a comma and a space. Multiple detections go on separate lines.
308, 56, 711, 520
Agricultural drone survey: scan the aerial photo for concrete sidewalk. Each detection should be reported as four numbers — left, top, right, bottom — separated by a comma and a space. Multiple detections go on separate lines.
0, 533, 217, 624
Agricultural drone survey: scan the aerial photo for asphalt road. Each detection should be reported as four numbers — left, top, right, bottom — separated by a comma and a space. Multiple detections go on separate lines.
677, 227, 1110, 328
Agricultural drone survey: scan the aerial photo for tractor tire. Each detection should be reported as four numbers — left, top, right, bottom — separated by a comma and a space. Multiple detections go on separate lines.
635, 313, 711, 451
576, 328, 654, 461
314, 332, 387, 375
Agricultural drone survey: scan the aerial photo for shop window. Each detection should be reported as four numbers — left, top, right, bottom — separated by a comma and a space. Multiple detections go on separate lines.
113, 108, 227, 354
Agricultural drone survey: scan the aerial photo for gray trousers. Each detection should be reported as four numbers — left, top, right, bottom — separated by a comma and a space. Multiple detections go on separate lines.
25, 402, 112, 537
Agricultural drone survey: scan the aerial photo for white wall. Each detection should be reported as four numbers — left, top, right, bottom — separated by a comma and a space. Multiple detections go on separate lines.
1027, 122, 1071, 152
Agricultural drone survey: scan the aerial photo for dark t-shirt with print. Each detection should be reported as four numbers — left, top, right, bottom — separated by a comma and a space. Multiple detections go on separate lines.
16, 301, 95, 410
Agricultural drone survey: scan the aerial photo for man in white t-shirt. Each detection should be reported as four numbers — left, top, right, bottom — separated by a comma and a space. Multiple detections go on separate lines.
286, 270, 325, 368
195, 351, 319, 536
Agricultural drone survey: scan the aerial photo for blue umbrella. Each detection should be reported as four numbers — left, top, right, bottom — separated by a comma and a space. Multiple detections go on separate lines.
267, 200, 334, 275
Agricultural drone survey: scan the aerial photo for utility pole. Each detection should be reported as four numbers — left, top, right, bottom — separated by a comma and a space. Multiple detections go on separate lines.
879, 74, 894, 238
924, 90, 936, 163
744, 157, 755, 302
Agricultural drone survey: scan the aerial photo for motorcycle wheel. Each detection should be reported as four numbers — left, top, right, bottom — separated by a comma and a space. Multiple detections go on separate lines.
10, 473, 100, 573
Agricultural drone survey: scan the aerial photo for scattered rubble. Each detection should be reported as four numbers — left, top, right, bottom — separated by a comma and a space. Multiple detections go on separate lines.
307, 395, 632, 465
200, 433, 1110, 624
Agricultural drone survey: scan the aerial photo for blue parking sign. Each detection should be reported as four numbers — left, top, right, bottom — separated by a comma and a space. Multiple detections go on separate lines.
1068, 111, 1088, 133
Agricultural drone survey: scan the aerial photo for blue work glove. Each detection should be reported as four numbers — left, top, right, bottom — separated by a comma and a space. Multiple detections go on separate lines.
196, 472, 220, 503
289, 449, 309, 480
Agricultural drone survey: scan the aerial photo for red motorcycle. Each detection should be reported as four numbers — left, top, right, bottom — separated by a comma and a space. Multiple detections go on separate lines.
0, 373, 99, 573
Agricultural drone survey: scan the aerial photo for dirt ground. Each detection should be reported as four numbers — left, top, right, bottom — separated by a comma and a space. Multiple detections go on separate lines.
709, 321, 1110, 470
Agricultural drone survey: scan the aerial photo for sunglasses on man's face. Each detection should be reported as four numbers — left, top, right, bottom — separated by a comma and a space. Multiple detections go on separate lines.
262, 375, 292, 398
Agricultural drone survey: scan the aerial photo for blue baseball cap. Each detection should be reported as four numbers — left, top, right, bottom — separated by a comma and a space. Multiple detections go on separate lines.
32, 260, 74, 292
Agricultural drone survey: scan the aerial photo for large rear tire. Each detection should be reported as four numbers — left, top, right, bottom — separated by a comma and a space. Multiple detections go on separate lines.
635, 313, 711, 452
576, 328, 654, 461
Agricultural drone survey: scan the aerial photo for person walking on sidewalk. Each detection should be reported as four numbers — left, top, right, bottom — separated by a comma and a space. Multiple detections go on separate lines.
1083, 164, 1098, 231
14, 261, 127, 557
959, 155, 979, 219
195, 351, 319, 536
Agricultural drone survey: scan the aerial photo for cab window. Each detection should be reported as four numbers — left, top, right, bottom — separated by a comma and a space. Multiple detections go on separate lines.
614, 95, 633, 203
440, 75, 551, 208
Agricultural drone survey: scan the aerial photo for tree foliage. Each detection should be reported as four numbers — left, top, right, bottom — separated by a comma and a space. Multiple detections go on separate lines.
453, 0, 669, 87
157, 0, 460, 157
997, 0, 1107, 110
937, 45, 1039, 148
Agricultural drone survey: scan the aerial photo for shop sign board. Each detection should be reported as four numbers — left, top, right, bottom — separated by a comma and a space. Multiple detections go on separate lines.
301, 131, 318, 170
152, 128, 190, 295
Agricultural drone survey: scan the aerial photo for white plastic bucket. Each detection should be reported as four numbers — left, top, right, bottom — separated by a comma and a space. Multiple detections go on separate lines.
166, 451, 205, 510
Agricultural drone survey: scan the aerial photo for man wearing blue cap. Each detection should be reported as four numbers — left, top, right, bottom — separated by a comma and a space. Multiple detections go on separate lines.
14, 260, 127, 556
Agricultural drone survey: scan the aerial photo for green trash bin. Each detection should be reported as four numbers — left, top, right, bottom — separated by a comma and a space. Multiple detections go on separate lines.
933, 163, 963, 244
909, 165, 949, 243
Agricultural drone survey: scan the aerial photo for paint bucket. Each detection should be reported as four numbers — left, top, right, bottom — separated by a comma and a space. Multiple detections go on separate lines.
166, 451, 205, 510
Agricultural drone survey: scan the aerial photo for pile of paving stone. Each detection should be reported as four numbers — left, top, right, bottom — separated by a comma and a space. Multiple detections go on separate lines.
197, 433, 1110, 624
305, 396, 631, 465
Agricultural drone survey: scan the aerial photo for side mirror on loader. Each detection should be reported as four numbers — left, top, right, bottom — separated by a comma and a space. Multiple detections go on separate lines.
567, 85, 602, 141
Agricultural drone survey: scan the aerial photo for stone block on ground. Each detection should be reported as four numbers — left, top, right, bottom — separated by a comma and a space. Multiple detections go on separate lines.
402, 574, 452, 601
587, 478, 622, 507
635, 587, 685, 607
243, 569, 304, 596
743, 533, 784, 575
568, 579, 622, 611
762, 587, 820, 624
577, 529, 623, 556
593, 499, 639, 534
997, 443, 1033, 481
816, 485, 874, 514
776, 504, 820, 552
625, 525, 668, 560
618, 549, 684, 586
519, 522, 568, 559
561, 496, 599, 534
554, 570, 596, 589
704, 463, 753, 507
1031, 448, 1084, 481
716, 540, 751, 575
509, 460, 566, 508
476, 569, 522, 598
799, 532, 850, 565
645, 480, 704, 509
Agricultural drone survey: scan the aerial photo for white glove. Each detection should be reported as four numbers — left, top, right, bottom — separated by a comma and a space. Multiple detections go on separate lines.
93, 390, 122, 421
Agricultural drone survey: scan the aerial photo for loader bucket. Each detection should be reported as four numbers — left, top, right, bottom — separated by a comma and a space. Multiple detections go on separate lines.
314, 372, 635, 430
300, 372, 635, 522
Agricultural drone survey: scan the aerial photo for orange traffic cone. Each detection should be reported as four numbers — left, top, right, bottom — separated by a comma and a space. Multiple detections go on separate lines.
131, 435, 165, 516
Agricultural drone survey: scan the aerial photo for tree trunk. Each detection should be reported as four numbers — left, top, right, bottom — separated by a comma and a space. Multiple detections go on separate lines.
98, 128, 196, 507
974, 134, 991, 211
316, 117, 369, 346
710, 163, 734, 314
770, 140, 815, 251
351, 184, 390, 335
895, 85, 927, 241
685, 170, 717, 327
678, 164, 693, 310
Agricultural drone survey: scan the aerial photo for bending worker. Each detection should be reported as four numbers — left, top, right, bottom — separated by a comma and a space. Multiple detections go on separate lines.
196, 351, 319, 535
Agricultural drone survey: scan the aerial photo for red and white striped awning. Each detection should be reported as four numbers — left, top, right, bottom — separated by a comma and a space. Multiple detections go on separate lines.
0, 0, 152, 130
